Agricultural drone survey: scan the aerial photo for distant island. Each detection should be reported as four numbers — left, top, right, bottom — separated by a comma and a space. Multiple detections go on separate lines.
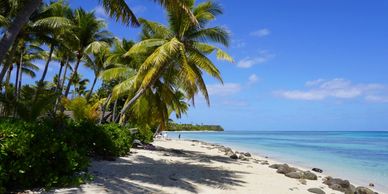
167, 123, 224, 131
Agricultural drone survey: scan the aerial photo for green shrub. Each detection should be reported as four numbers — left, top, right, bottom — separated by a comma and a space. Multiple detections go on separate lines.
0, 119, 133, 192
0, 119, 90, 192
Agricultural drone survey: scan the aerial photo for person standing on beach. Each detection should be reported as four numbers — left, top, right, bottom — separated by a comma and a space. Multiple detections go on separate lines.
178, 134, 181, 139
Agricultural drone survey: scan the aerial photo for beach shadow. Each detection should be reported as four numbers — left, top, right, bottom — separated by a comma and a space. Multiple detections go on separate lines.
87, 155, 247, 193
156, 147, 239, 164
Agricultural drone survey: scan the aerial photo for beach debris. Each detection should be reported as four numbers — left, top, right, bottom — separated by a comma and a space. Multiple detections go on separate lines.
368, 183, 374, 187
312, 167, 323, 173
307, 188, 326, 194
299, 179, 307, 185
354, 186, 377, 194
323, 176, 356, 193
229, 153, 238, 159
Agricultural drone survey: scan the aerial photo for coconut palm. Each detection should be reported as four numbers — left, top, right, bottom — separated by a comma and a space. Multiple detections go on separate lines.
0, 0, 197, 70
32, 0, 73, 84
84, 44, 111, 100
116, 0, 233, 123
63, 8, 113, 98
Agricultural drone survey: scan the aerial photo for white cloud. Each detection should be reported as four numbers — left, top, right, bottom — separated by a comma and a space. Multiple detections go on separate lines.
207, 83, 241, 96
250, 28, 271, 37
365, 95, 388, 103
275, 78, 388, 102
248, 74, 260, 84
232, 39, 246, 48
237, 50, 274, 68
93, 6, 108, 18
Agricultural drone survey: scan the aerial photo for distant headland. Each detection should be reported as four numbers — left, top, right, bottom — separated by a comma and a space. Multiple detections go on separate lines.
167, 123, 224, 131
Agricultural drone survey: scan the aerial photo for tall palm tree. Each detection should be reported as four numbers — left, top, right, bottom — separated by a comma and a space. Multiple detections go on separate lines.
63, 8, 112, 98
84, 44, 111, 100
0, 0, 197, 69
32, 0, 73, 84
116, 0, 233, 123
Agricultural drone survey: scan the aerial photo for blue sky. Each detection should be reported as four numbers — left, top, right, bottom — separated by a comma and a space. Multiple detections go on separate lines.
33, 0, 388, 131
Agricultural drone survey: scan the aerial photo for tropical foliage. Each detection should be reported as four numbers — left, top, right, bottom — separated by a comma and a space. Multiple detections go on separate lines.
0, 0, 231, 192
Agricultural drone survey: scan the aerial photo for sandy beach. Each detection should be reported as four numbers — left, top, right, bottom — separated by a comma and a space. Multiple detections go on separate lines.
49, 139, 381, 194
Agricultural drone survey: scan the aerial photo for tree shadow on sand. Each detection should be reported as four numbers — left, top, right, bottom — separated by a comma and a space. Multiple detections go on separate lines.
87, 155, 247, 193
156, 147, 243, 164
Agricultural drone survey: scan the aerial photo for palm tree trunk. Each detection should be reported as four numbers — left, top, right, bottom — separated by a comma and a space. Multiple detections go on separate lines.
112, 99, 118, 122
4, 65, 13, 96
61, 58, 69, 93
99, 94, 112, 124
38, 43, 54, 83
86, 74, 98, 100
16, 51, 23, 99
0, 43, 17, 90
14, 63, 20, 98
116, 87, 146, 124
56, 58, 65, 91
0, 0, 42, 64
64, 55, 82, 98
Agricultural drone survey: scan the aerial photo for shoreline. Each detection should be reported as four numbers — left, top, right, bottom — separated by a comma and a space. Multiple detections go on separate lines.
178, 138, 385, 194
49, 138, 383, 194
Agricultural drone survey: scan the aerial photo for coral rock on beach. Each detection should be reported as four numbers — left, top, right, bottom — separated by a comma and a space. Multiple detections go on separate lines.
354, 186, 377, 194
323, 176, 356, 194
229, 153, 238, 159
307, 188, 326, 194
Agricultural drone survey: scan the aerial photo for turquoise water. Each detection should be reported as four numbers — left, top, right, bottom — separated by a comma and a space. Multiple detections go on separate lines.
167, 131, 388, 192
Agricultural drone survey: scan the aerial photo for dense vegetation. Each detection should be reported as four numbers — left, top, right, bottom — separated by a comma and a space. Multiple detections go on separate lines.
0, 0, 231, 192
167, 123, 224, 131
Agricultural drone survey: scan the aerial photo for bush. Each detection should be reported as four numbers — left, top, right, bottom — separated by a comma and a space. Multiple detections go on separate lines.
0, 119, 134, 192
0, 119, 90, 192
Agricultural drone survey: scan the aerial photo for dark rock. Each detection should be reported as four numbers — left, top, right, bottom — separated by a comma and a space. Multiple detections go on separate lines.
276, 164, 298, 174
230, 154, 238, 159
323, 177, 356, 194
225, 150, 234, 156
238, 154, 246, 160
307, 188, 325, 194
312, 167, 323, 173
244, 152, 251, 157
261, 161, 269, 165
285, 171, 303, 179
354, 186, 376, 194
269, 164, 282, 169
369, 183, 374, 187
303, 171, 318, 180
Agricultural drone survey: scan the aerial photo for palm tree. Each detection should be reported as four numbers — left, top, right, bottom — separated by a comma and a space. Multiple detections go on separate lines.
0, 0, 197, 69
63, 8, 112, 98
116, 0, 233, 123
71, 73, 89, 97
32, 0, 73, 84
84, 44, 111, 100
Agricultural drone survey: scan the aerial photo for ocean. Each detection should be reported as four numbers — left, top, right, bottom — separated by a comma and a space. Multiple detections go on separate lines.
166, 131, 388, 192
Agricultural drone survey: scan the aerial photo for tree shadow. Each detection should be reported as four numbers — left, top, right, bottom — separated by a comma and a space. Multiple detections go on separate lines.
156, 147, 241, 164
86, 155, 247, 193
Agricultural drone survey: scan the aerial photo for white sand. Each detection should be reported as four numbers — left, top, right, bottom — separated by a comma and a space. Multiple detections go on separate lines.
50, 139, 381, 194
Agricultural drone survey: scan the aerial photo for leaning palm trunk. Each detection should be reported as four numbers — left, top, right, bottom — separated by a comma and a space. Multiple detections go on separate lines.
38, 43, 54, 83
99, 94, 112, 124
0, 0, 42, 64
64, 55, 82, 98
0, 43, 17, 89
86, 74, 98, 100
116, 87, 146, 124
15, 51, 23, 99
61, 59, 70, 93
